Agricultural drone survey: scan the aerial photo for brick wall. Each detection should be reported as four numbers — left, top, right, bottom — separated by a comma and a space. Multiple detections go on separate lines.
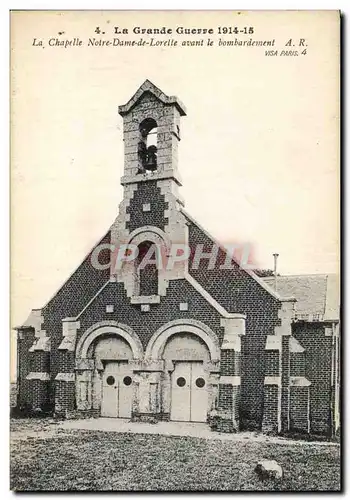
221, 350, 240, 376
126, 180, 168, 232
77, 279, 225, 351
290, 352, 305, 377
186, 219, 281, 428
292, 322, 332, 434
262, 385, 280, 433
44, 230, 111, 387
16, 328, 35, 409
265, 351, 279, 376
290, 386, 310, 433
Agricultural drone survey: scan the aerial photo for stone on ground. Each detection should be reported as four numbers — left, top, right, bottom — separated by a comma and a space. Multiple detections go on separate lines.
255, 460, 283, 480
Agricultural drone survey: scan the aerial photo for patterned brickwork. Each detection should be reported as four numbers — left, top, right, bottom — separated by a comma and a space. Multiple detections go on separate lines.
76, 280, 225, 351
126, 181, 168, 233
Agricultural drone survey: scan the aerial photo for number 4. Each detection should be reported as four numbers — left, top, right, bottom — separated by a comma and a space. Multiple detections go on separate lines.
301, 49, 307, 55
95, 27, 101, 34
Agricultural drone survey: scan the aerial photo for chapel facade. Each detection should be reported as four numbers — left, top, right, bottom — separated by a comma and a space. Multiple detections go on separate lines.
15, 81, 340, 436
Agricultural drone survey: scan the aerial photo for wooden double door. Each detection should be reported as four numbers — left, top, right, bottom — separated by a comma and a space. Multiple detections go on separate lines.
170, 361, 208, 423
101, 361, 133, 418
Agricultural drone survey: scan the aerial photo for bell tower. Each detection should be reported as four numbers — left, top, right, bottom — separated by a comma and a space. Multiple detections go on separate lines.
118, 79, 186, 185
111, 80, 189, 299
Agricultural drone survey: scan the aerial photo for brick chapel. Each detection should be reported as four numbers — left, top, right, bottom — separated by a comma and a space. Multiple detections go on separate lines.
15, 80, 340, 436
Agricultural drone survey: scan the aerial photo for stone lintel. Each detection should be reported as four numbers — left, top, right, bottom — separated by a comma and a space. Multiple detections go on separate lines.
264, 376, 282, 386
60, 318, 80, 351
219, 376, 241, 386
62, 318, 80, 335
26, 372, 50, 381
290, 376, 311, 387
129, 360, 164, 372
55, 373, 75, 382
221, 316, 246, 351
265, 335, 282, 351
29, 336, 51, 352
221, 336, 241, 352
130, 295, 161, 305
75, 358, 95, 371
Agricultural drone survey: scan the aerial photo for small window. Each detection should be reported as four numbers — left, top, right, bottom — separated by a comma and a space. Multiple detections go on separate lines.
106, 376, 115, 386
195, 377, 205, 388
123, 376, 132, 386
138, 118, 158, 172
176, 377, 186, 387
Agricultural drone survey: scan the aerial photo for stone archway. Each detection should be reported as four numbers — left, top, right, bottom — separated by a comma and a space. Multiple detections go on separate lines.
145, 319, 221, 362
75, 321, 143, 414
76, 321, 143, 360
145, 319, 221, 423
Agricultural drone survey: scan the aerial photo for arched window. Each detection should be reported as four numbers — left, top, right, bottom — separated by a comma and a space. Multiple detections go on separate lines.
138, 118, 158, 173
136, 241, 158, 296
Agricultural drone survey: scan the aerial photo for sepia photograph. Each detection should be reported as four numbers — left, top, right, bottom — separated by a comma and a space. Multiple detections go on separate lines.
10, 10, 340, 492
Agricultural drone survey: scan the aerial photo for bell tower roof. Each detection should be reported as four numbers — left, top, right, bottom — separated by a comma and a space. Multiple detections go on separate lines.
118, 79, 187, 117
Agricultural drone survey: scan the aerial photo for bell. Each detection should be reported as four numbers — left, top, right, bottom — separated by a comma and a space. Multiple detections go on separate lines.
145, 145, 157, 171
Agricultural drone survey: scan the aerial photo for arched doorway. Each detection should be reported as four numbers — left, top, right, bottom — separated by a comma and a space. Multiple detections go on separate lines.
75, 322, 143, 418
91, 335, 133, 418
145, 319, 221, 423
163, 333, 210, 422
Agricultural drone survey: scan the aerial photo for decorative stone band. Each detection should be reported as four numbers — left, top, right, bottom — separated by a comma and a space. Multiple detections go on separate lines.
264, 376, 282, 387
274, 299, 296, 336
265, 335, 282, 351
21, 308, 52, 353
325, 323, 340, 337
290, 337, 305, 353
55, 373, 75, 382
130, 295, 161, 305
265, 335, 304, 352
221, 316, 246, 351
75, 358, 95, 371
18, 308, 44, 333
29, 336, 51, 352
26, 372, 50, 381
58, 318, 80, 351
290, 376, 311, 387
219, 376, 241, 386
121, 170, 183, 187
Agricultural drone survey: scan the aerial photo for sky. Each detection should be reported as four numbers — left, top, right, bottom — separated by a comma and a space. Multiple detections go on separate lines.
11, 10, 339, 330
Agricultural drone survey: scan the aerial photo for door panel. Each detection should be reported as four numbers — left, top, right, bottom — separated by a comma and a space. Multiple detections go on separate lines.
190, 362, 208, 422
170, 362, 191, 421
118, 365, 133, 418
170, 361, 208, 422
101, 361, 132, 418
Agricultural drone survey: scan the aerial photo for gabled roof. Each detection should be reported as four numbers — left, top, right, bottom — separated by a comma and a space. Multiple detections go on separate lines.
263, 274, 340, 321
118, 79, 187, 117
182, 208, 295, 303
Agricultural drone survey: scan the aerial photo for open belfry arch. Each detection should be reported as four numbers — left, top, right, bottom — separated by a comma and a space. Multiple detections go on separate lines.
15, 80, 340, 436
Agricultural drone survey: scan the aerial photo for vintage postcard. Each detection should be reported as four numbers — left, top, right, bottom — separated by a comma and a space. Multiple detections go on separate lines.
10, 10, 340, 492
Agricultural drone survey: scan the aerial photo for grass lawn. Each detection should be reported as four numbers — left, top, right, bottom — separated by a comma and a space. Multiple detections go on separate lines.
10, 419, 341, 492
